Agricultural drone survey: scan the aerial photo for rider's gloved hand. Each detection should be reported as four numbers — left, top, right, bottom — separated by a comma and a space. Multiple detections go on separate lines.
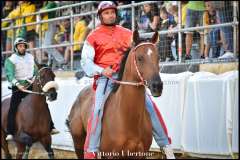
102, 66, 114, 77
16, 83, 26, 92
26, 79, 33, 84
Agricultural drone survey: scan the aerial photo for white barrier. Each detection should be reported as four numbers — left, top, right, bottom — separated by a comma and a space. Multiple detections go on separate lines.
1, 71, 238, 156
1, 81, 12, 100
232, 73, 239, 153
48, 77, 92, 151
181, 71, 238, 156
150, 72, 193, 150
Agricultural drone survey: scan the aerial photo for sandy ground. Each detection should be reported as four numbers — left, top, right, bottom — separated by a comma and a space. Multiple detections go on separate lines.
1, 142, 194, 159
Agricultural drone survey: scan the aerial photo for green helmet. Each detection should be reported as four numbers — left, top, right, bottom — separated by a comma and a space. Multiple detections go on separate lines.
14, 37, 28, 52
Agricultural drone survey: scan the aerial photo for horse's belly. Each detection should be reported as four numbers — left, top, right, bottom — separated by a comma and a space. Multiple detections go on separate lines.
19, 116, 51, 138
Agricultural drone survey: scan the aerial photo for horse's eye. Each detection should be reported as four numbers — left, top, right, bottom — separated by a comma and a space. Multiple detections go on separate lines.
137, 56, 144, 62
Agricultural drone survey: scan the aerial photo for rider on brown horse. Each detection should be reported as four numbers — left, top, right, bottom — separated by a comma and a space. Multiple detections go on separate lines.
80, 1, 175, 159
4, 37, 60, 141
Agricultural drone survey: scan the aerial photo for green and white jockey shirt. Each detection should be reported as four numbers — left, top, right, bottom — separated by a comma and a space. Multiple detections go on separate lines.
4, 52, 38, 87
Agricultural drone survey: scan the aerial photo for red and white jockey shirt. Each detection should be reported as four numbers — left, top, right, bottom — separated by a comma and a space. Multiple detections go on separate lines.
81, 25, 132, 90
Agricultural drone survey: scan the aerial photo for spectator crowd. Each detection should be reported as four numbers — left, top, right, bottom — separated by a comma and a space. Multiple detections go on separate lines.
1, 1, 237, 69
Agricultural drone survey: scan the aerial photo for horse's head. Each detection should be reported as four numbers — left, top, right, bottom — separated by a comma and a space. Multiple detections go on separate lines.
131, 30, 163, 97
34, 64, 59, 101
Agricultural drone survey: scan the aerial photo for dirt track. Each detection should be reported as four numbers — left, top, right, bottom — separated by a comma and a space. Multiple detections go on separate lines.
1, 141, 195, 159
1, 142, 208, 159
1, 142, 77, 159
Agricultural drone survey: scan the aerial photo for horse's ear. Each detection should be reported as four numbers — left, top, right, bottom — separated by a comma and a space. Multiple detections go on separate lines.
34, 60, 48, 69
151, 30, 159, 44
132, 29, 140, 46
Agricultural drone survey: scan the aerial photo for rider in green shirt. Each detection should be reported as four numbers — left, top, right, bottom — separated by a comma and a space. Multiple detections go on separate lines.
5, 37, 60, 141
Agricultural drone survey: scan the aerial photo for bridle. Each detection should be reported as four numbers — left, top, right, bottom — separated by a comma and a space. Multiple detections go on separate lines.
2, 67, 57, 98
105, 42, 156, 87
35, 67, 50, 90
21, 67, 54, 95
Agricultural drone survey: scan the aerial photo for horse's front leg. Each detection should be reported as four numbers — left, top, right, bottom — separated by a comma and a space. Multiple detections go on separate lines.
22, 145, 31, 159
1, 130, 12, 159
40, 135, 54, 159
16, 142, 26, 159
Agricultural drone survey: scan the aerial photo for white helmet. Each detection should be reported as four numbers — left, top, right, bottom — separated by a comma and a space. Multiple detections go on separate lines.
14, 37, 28, 52
97, 1, 118, 26
97, 1, 117, 16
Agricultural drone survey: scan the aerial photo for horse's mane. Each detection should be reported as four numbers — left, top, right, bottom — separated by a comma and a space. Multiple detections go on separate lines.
34, 60, 49, 70
111, 48, 131, 93
38, 63, 49, 69
111, 38, 152, 93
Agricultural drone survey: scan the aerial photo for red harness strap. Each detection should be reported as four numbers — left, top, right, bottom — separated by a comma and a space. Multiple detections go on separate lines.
148, 96, 172, 144
84, 93, 96, 151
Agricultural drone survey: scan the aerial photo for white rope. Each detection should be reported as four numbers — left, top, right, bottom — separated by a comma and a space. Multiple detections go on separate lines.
42, 81, 59, 92
116, 81, 144, 86
21, 89, 45, 95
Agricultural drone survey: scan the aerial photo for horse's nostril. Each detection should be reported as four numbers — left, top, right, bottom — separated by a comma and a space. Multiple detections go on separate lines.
152, 83, 157, 89
149, 81, 163, 96
49, 92, 57, 100
152, 82, 162, 89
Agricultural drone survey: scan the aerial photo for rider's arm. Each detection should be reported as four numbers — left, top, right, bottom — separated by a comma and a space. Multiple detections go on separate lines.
80, 41, 104, 77
4, 58, 18, 86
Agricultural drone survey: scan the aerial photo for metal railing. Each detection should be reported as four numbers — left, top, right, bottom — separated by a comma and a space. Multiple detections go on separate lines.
1, 1, 239, 70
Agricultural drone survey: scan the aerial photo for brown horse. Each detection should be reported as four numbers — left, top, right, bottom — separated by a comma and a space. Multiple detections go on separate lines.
1, 64, 59, 159
66, 30, 163, 158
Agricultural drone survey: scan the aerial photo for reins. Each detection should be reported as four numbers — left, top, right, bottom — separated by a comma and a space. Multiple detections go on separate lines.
106, 43, 156, 87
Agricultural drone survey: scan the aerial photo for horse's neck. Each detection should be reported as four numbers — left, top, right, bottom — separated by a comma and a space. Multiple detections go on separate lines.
32, 79, 43, 92
115, 56, 146, 115
31, 81, 46, 101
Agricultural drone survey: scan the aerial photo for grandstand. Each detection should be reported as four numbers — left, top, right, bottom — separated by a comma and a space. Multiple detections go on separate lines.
1, 1, 238, 71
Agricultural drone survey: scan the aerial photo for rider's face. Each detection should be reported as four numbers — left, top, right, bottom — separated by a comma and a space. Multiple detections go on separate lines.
17, 43, 26, 54
101, 8, 116, 25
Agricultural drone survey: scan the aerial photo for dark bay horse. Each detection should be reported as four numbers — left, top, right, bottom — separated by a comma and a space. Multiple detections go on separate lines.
67, 30, 163, 158
1, 64, 59, 159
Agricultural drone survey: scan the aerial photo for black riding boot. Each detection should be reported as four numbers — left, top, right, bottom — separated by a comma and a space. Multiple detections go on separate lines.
7, 87, 28, 135
45, 105, 57, 131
